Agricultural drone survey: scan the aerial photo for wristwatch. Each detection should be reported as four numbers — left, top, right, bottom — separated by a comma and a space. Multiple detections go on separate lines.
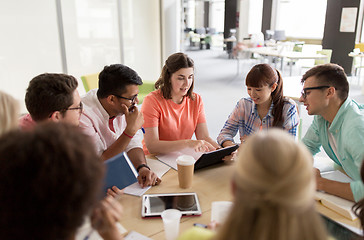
136, 164, 150, 173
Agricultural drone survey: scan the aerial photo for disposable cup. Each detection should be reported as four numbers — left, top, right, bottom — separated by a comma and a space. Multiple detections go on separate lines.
211, 201, 233, 224
161, 209, 182, 240
176, 155, 195, 189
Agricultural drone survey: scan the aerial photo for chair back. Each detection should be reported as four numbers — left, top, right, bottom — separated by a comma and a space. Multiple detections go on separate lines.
138, 82, 155, 104
315, 49, 332, 65
293, 43, 304, 52
81, 73, 99, 92
355, 43, 364, 52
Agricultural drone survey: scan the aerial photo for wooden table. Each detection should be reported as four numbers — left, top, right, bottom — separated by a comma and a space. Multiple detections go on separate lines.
119, 159, 360, 239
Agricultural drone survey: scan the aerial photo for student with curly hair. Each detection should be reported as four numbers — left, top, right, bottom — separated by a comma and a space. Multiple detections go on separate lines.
0, 123, 123, 240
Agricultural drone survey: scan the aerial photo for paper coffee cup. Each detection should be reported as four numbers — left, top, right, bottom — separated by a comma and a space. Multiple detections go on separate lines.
176, 155, 195, 189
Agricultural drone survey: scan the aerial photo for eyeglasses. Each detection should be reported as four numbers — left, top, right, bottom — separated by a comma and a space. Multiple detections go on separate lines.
66, 102, 83, 114
114, 94, 138, 104
301, 86, 331, 99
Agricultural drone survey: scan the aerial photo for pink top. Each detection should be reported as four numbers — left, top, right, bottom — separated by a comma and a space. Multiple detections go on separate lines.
19, 114, 36, 131
141, 90, 206, 154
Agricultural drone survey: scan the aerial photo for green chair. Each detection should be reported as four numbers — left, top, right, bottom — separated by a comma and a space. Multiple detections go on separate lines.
81, 73, 99, 92
300, 49, 332, 74
138, 81, 155, 104
315, 49, 332, 65
81, 72, 155, 103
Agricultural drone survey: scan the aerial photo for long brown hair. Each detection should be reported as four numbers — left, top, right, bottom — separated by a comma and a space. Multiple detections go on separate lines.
214, 130, 327, 240
155, 52, 195, 100
245, 64, 286, 127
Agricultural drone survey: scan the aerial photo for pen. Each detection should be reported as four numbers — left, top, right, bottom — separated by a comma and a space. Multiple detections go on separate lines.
83, 228, 93, 240
193, 223, 207, 228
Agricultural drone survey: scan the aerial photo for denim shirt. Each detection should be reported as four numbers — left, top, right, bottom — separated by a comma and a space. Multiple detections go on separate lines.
302, 98, 364, 202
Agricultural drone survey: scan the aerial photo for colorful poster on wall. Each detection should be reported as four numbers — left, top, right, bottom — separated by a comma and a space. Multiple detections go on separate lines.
340, 7, 357, 32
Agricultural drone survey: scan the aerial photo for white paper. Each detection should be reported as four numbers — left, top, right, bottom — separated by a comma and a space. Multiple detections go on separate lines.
340, 7, 357, 32
124, 183, 151, 196
125, 231, 152, 240
321, 170, 352, 183
313, 156, 336, 173
146, 158, 171, 178
76, 218, 127, 240
123, 158, 171, 197
156, 148, 203, 170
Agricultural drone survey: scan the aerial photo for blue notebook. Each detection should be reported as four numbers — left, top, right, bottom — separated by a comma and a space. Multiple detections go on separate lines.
104, 152, 138, 193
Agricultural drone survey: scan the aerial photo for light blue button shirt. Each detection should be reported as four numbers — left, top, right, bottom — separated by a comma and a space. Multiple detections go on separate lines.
302, 98, 364, 202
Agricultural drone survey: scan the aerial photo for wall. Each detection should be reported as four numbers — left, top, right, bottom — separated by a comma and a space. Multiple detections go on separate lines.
0, 0, 162, 111
322, 0, 360, 73
0, 1, 63, 111
162, 0, 182, 61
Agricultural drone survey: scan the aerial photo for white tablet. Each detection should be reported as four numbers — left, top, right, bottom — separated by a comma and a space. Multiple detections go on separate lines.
141, 192, 202, 218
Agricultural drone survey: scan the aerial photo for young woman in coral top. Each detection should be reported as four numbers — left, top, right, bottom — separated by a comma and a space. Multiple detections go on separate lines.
141, 52, 219, 155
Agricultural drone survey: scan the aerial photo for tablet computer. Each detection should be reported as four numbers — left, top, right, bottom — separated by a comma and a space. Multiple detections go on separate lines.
141, 192, 202, 218
194, 144, 239, 170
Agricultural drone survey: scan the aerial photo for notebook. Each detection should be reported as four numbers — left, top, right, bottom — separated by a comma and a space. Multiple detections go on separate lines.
315, 170, 356, 220
103, 152, 138, 193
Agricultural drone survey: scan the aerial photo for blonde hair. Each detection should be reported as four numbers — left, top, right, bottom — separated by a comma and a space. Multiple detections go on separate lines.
0, 91, 19, 136
214, 130, 327, 240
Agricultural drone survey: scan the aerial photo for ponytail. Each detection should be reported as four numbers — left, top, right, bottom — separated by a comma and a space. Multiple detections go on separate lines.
271, 70, 285, 127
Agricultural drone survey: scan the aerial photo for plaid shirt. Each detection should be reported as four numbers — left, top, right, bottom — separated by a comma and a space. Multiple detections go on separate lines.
217, 97, 299, 145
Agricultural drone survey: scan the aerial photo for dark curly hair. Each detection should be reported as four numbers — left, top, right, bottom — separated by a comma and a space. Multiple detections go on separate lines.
0, 123, 104, 240
25, 73, 78, 121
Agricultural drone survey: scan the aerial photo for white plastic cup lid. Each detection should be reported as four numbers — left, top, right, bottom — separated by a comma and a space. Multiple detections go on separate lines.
176, 155, 195, 166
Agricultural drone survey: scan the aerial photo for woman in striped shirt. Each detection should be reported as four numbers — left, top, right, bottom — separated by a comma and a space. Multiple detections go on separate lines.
217, 64, 299, 148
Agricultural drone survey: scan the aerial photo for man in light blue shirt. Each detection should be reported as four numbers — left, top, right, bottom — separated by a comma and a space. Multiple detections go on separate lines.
300, 63, 364, 202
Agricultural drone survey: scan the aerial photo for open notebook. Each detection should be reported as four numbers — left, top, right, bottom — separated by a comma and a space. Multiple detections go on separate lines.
315, 170, 357, 221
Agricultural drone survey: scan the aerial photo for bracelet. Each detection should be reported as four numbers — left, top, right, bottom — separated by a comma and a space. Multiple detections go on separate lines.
136, 164, 150, 172
123, 131, 134, 139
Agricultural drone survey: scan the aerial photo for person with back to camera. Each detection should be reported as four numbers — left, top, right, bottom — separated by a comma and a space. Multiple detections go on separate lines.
0, 123, 123, 240
217, 64, 299, 150
0, 90, 19, 136
178, 129, 328, 240
141, 52, 220, 155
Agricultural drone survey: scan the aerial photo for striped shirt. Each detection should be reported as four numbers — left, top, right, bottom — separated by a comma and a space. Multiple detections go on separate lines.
217, 97, 299, 145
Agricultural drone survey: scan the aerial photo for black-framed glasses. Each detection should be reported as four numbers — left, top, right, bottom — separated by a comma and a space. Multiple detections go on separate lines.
66, 102, 83, 114
114, 94, 138, 104
301, 86, 331, 99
